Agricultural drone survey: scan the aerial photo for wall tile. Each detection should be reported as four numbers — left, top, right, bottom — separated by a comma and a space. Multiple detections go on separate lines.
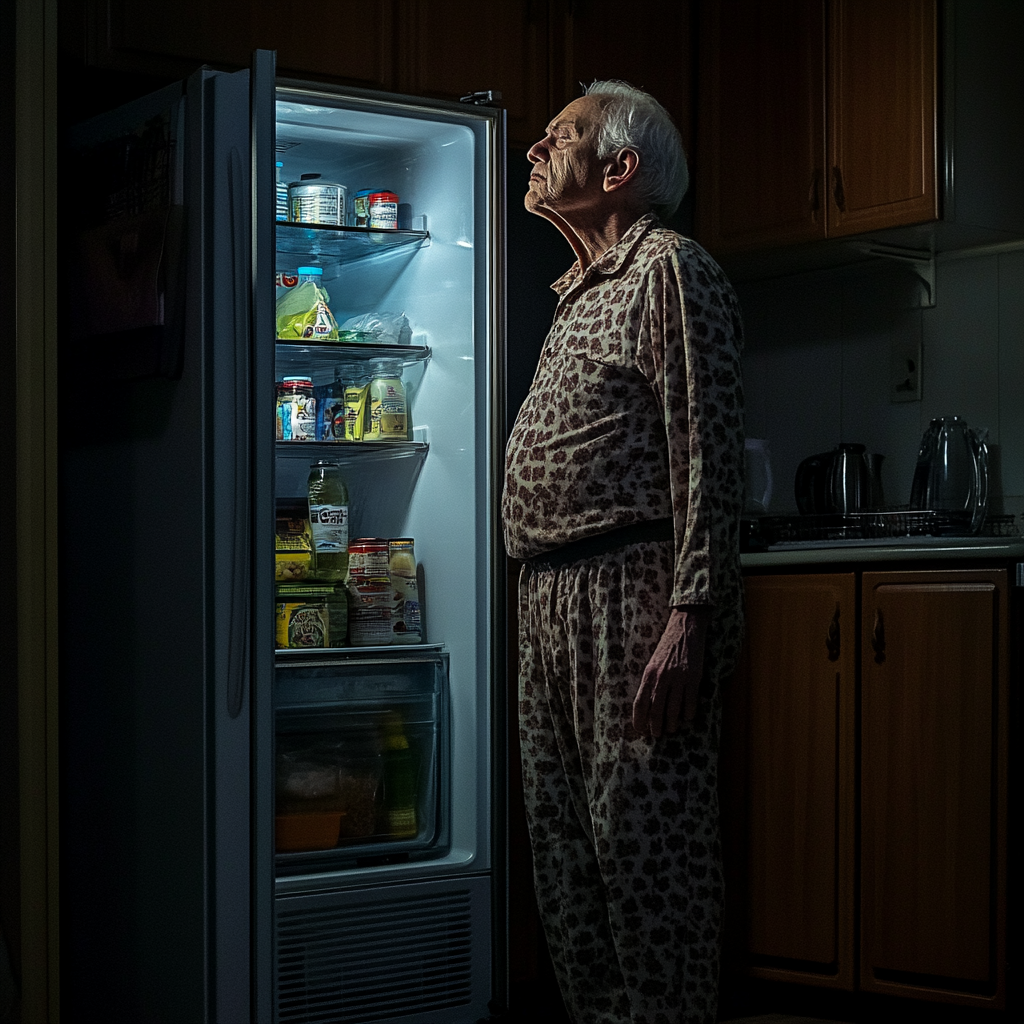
738, 248, 1024, 521
997, 250, 1024, 513
920, 256, 1000, 436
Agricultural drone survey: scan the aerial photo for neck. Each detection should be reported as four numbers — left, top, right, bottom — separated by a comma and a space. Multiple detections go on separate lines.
541, 205, 648, 272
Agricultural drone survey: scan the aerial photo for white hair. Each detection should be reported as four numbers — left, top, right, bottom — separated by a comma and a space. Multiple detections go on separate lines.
583, 80, 689, 219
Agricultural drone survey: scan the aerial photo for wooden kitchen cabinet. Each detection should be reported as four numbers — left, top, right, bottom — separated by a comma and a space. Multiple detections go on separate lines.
860, 570, 1008, 1004
67, 0, 401, 91
721, 573, 857, 989
62, 0, 698, 152
723, 568, 1009, 1007
394, 0, 550, 152
696, 0, 936, 254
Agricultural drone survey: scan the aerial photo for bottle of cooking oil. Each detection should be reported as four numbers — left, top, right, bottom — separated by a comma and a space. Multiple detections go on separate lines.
306, 461, 349, 581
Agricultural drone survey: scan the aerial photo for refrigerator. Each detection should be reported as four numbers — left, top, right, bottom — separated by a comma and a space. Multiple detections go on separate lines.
59, 49, 507, 1023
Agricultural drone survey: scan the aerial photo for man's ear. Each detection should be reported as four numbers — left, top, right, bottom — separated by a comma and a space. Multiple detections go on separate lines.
603, 148, 639, 192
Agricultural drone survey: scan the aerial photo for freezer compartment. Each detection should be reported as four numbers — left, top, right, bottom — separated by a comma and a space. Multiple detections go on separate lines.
275, 654, 449, 873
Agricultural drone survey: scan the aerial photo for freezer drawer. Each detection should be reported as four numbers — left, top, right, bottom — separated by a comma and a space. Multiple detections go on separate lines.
275, 653, 449, 873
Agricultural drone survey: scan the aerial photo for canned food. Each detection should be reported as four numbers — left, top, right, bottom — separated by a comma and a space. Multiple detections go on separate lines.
368, 191, 399, 230
353, 189, 375, 227
289, 173, 348, 226
349, 538, 391, 581
347, 579, 393, 646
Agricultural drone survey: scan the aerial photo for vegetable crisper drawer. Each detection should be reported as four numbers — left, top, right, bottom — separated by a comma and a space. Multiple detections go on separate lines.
274, 653, 449, 874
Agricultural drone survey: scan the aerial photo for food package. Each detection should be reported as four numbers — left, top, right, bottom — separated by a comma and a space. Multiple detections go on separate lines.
276, 735, 383, 850
276, 279, 340, 341
339, 311, 411, 345
275, 581, 348, 648
275, 508, 314, 581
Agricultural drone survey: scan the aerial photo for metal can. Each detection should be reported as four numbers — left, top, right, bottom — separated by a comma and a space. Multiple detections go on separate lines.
289, 173, 347, 226
347, 579, 393, 646
349, 538, 391, 581
353, 189, 375, 227
368, 191, 399, 230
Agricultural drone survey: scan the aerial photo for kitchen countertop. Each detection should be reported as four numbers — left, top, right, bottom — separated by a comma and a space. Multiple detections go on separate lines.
742, 535, 1024, 568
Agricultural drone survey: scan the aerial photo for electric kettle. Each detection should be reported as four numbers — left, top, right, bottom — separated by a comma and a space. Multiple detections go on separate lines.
795, 443, 880, 514
909, 415, 989, 533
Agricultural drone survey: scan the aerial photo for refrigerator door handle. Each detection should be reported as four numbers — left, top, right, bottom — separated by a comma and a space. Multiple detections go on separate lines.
226, 143, 251, 719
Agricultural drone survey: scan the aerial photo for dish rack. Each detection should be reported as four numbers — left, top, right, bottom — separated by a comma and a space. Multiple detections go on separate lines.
754, 509, 1019, 545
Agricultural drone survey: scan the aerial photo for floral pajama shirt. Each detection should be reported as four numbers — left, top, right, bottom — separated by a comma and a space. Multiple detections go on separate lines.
503, 214, 745, 1024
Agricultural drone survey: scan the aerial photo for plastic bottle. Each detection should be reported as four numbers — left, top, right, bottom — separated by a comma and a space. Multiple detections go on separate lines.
380, 712, 418, 839
276, 266, 340, 341
307, 461, 349, 581
365, 360, 408, 441
389, 538, 422, 644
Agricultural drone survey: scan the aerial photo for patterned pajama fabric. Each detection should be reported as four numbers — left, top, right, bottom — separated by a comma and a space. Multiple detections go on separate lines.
503, 215, 745, 1024
518, 539, 743, 1024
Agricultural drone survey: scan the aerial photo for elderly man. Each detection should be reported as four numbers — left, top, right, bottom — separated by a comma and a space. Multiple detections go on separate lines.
502, 81, 745, 1024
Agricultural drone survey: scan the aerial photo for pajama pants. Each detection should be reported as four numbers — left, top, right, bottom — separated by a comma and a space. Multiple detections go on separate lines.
517, 539, 741, 1024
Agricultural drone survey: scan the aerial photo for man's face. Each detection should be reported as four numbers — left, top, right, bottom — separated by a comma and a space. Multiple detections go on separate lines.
525, 95, 606, 218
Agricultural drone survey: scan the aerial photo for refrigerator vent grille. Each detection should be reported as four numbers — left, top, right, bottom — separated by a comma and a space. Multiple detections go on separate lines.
276, 887, 478, 1022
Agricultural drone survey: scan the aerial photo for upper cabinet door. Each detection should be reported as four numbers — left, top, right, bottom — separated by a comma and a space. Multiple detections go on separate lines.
696, 0, 827, 253
396, 0, 550, 151
827, 0, 937, 237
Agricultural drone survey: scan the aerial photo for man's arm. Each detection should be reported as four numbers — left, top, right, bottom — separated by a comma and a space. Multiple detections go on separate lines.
633, 247, 740, 736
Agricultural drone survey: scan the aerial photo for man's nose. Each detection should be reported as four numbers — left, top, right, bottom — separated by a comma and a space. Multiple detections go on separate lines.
526, 138, 548, 164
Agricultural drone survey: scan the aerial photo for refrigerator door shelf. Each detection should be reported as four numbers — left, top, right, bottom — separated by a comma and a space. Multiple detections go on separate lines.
276, 643, 445, 664
276, 221, 429, 266
275, 440, 428, 461
275, 341, 431, 376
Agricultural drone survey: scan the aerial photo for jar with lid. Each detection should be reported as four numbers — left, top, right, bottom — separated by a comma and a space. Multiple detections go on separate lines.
365, 360, 408, 441
276, 376, 316, 441
389, 538, 421, 644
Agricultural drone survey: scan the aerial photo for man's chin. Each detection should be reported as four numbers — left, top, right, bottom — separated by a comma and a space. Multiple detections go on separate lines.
524, 191, 550, 216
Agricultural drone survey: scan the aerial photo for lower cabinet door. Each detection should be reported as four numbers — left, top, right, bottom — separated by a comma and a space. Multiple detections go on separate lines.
721, 573, 856, 989
860, 569, 1008, 1007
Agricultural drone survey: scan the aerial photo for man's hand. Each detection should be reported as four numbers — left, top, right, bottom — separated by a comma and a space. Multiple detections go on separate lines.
632, 607, 709, 737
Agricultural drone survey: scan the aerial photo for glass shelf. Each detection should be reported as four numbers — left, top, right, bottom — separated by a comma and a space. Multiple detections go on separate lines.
275, 341, 431, 377
275, 643, 445, 666
275, 222, 429, 267
276, 440, 428, 463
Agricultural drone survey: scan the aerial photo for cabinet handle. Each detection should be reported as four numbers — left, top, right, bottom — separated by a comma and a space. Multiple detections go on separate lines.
808, 169, 821, 213
871, 608, 885, 663
825, 602, 840, 661
832, 166, 846, 213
